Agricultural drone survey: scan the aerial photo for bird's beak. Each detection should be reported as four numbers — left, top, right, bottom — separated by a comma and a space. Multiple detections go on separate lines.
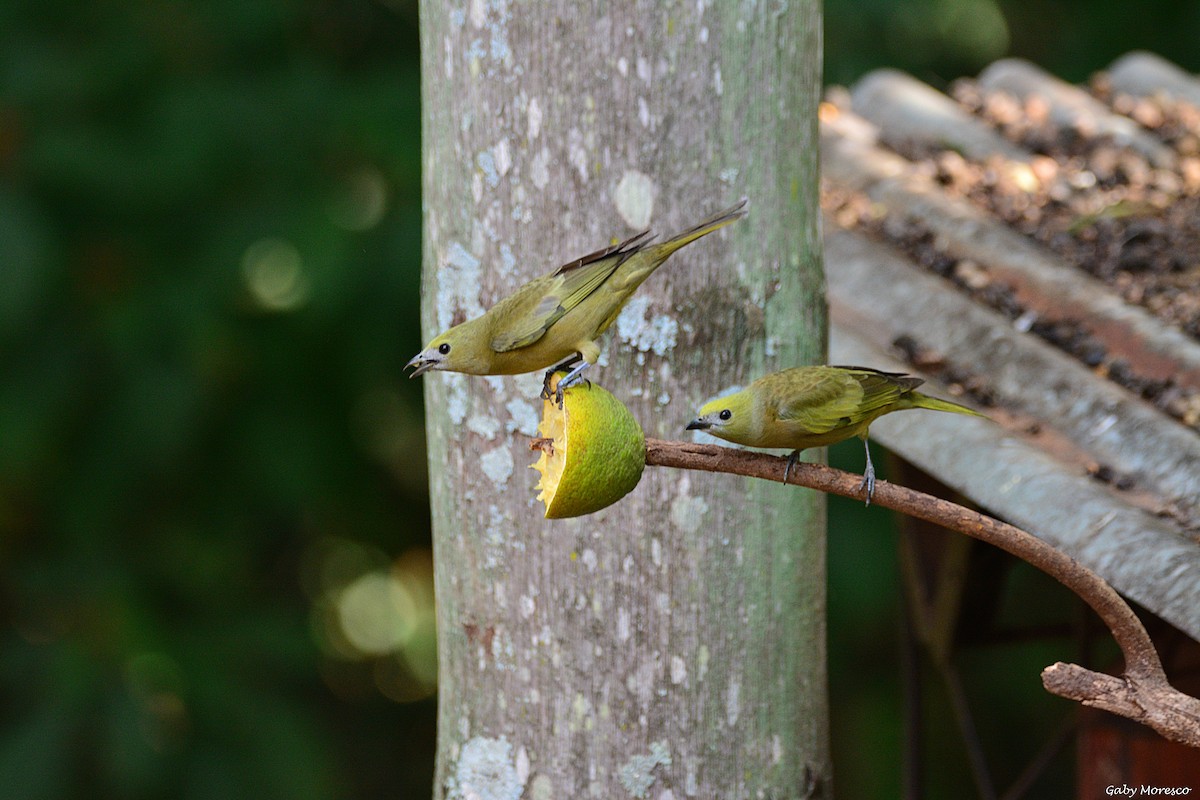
685, 418, 711, 431
406, 351, 439, 377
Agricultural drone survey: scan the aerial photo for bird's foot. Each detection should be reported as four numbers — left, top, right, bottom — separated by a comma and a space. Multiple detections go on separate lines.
541, 356, 584, 401
554, 361, 592, 408
783, 450, 800, 485
857, 466, 876, 507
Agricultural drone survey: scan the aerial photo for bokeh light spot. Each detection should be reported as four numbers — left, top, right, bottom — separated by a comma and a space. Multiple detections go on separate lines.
943, 0, 1009, 62
336, 571, 417, 656
241, 237, 309, 312
328, 167, 389, 231
306, 543, 437, 702
889, 0, 1010, 67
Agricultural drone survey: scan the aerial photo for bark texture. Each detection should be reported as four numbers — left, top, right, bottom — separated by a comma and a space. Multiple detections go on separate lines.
419, 2, 826, 797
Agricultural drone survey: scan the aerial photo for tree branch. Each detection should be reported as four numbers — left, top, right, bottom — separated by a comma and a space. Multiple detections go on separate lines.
644, 438, 1200, 748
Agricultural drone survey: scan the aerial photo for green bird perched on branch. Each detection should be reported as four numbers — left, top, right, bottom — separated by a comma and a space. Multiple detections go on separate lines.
407, 199, 747, 404
686, 365, 987, 504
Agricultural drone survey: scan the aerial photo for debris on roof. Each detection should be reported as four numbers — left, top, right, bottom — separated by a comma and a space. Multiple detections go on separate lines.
821, 52, 1200, 641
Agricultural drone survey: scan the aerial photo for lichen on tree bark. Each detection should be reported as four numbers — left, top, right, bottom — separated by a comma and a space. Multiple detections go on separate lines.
418, 2, 827, 797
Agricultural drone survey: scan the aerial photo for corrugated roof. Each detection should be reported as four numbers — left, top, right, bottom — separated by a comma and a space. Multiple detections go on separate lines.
821, 52, 1200, 641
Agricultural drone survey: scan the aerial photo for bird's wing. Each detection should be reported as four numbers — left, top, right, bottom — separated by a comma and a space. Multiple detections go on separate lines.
776, 367, 918, 433
489, 230, 655, 352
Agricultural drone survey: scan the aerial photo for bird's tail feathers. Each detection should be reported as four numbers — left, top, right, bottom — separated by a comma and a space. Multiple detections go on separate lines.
653, 198, 748, 259
908, 392, 987, 418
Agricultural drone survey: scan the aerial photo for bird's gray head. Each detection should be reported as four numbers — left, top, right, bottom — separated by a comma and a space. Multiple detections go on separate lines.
685, 407, 733, 433
405, 337, 453, 377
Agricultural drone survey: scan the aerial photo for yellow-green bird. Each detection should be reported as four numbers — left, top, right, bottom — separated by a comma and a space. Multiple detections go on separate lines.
686, 365, 986, 504
407, 199, 747, 402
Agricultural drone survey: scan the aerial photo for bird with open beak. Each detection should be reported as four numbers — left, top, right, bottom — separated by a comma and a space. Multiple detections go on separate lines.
407, 199, 747, 404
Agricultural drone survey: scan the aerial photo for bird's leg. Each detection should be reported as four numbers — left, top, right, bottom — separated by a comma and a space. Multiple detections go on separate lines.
783, 450, 801, 485
857, 437, 876, 506
541, 354, 582, 400
554, 360, 592, 408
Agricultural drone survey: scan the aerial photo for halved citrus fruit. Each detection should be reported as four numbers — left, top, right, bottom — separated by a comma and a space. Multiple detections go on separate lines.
529, 374, 646, 519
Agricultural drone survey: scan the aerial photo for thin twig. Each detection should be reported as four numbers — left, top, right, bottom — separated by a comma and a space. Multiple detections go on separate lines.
643, 438, 1200, 748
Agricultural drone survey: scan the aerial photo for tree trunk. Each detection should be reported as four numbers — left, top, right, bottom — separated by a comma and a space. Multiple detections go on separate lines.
418, 2, 827, 797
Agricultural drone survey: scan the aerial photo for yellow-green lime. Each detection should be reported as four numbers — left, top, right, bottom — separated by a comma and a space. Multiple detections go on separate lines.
530, 374, 645, 519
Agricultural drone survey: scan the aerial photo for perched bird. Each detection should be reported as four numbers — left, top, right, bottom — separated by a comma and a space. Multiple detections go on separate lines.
686, 365, 986, 504
407, 199, 747, 402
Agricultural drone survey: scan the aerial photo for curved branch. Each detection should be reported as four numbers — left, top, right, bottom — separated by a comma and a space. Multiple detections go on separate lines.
644, 438, 1200, 748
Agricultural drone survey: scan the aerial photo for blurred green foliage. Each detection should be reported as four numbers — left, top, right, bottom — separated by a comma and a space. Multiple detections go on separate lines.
0, 0, 1186, 797
826, 0, 1200, 87
1, 0, 432, 797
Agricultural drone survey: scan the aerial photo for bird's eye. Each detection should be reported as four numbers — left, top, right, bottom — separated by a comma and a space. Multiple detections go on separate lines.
438, 343, 451, 355
718, 409, 732, 421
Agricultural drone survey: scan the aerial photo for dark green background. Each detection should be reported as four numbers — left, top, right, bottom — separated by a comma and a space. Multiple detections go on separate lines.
2, 1, 1193, 797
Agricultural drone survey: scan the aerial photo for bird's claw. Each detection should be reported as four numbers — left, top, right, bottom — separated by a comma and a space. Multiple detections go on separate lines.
542, 358, 588, 403
783, 450, 800, 485
857, 438, 877, 506
553, 376, 591, 409
551, 361, 591, 408
857, 470, 876, 507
